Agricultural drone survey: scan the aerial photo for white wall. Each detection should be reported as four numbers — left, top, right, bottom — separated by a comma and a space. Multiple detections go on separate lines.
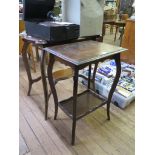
62, 0, 80, 25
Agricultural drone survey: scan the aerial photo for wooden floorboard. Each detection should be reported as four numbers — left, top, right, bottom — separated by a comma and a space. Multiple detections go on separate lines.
19, 45, 135, 155
19, 112, 47, 155
19, 131, 29, 155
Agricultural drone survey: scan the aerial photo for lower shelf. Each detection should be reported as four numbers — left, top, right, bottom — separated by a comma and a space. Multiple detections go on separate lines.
59, 90, 107, 120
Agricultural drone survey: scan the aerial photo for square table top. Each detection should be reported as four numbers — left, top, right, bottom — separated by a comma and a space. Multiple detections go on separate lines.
44, 40, 127, 66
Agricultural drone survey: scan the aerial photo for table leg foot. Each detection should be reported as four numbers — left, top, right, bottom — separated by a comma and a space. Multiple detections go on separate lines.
71, 69, 78, 145
71, 120, 76, 145
107, 108, 110, 121
45, 104, 48, 120
27, 82, 32, 96
54, 106, 58, 120
45, 114, 48, 121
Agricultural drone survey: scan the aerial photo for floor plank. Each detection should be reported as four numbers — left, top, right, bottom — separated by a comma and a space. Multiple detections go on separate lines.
19, 79, 75, 155
24, 152, 32, 155
19, 112, 47, 155
19, 132, 29, 155
20, 94, 64, 155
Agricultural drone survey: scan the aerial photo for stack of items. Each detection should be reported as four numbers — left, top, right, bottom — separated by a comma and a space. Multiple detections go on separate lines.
80, 60, 135, 108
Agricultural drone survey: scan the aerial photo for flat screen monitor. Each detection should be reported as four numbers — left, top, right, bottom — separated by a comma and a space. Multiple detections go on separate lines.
23, 0, 55, 21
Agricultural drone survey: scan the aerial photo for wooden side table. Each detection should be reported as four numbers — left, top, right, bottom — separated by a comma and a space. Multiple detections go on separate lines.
20, 32, 100, 120
44, 40, 127, 145
102, 19, 126, 44
20, 32, 51, 120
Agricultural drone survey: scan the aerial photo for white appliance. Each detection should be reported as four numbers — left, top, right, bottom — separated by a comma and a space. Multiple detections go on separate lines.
62, 0, 105, 37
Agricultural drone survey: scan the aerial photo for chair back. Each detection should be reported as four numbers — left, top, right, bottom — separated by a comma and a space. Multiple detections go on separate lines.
104, 9, 116, 20
121, 14, 129, 21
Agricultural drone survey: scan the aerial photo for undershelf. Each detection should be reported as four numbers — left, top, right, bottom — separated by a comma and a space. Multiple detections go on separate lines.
59, 90, 107, 120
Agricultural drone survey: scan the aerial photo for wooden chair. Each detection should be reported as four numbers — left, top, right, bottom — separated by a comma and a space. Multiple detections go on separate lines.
19, 20, 37, 72
114, 14, 129, 42
53, 68, 74, 84
121, 14, 129, 20
104, 9, 116, 34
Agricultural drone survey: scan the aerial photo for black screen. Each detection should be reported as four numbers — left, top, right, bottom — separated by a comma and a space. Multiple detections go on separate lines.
23, 0, 55, 21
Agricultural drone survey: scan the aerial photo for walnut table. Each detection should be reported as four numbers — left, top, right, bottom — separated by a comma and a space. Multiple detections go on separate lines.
44, 40, 127, 145
20, 32, 50, 120
20, 32, 97, 120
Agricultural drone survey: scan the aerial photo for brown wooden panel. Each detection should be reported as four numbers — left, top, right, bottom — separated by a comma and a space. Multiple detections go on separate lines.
121, 19, 135, 64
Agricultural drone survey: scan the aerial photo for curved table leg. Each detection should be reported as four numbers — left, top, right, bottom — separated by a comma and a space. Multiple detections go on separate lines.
72, 68, 79, 145
40, 50, 49, 120
120, 26, 125, 46
21, 41, 41, 96
102, 24, 106, 41
87, 64, 91, 90
92, 62, 99, 91
48, 54, 59, 120
107, 53, 121, 120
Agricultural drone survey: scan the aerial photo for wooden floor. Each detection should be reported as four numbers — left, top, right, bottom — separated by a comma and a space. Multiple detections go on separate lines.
19, 30, 135, 155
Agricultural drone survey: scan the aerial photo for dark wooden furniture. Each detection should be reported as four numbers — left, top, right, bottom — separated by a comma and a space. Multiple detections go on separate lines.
114, 14, 129, 42
121, 19, 135, 64
44, 41, 127, 145
20, 32, 101, 120
102, 19, 126, 44
20, 32, 50, 120
19, 21, 39, 72
104, 9, 117, 34
20, 32, 47, 95
20, 32, 74, 120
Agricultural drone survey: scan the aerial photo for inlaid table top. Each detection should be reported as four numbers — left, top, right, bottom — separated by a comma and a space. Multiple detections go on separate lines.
44, 40, 127, 65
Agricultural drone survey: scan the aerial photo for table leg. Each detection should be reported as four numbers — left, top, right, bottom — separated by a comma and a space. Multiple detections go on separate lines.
114, 26, 119, 42
87, 64, 91, 90
92, 62, 99, 91
110, 25, 113, 34
102, 24, 106, 41
72, 68, 79, 145
120, 26, 125, 46
40, 50, 48, 120
48, 54, 59, 120
107, 54, 121, 120
21, 41, 41, 96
